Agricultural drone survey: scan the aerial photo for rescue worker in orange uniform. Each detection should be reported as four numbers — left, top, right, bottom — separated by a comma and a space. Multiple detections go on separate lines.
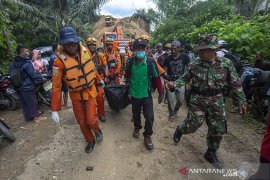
121, 46, 133, 76
86, 37, 108, 122
105, 38, 122, 84
51, 27, 104, 154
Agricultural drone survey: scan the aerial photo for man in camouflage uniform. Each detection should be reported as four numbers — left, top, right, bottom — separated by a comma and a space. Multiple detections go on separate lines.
166, 34, 247, 169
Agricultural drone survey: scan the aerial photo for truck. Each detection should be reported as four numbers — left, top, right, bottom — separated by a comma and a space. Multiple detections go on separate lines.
105, 16, 115, 27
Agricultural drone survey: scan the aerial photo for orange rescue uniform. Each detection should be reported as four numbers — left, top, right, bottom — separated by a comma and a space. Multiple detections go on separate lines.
106, 50, 121, 84
147, 51, 165, 75
121, 51, 133, 76
89, 50, 107, 117
51, 43, 101, 143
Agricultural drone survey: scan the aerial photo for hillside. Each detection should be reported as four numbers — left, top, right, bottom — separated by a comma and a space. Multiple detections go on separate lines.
91, 16, 150, 46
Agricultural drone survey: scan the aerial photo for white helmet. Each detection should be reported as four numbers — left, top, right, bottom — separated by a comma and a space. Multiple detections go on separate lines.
218, 40, 227, 47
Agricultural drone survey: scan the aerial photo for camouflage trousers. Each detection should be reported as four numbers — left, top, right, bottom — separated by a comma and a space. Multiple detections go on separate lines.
178, 93, 227, 150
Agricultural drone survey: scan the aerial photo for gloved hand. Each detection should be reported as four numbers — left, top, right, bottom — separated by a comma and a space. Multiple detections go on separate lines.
52, 111, 60, 124
98, 80, 105, 88
158, 92, 164, 104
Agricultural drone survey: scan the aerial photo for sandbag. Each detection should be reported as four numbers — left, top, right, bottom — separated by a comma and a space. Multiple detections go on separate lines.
104, 84, 130, 111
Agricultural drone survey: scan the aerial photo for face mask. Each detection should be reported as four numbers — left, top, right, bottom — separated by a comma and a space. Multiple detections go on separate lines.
90, 47, 96, 52
135, 51, 146, 59
166, 50, 171, 54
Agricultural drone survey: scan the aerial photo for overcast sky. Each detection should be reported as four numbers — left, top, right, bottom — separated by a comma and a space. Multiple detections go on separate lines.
100, 0, 157, 18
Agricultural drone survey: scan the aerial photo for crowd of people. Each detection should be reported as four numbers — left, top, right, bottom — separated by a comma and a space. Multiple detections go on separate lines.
7, 26, 270, 179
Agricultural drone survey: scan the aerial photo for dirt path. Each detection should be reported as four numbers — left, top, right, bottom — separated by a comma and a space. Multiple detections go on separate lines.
0, 95, 265, 180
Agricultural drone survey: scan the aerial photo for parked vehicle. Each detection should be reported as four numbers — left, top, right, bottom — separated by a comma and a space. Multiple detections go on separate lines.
35, 46, 52, 62
0, 73, 20, 111
36, 76, 52, 107
0, 117, 15, 143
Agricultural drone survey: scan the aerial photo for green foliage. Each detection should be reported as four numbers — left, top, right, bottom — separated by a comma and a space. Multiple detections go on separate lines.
188, 15, 270, 62
0, 0, 109, 72
151, 0, 234, 45
151, 0, 270, 63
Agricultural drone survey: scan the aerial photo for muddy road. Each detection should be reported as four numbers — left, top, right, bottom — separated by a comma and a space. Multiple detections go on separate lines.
0, 95, 266, 180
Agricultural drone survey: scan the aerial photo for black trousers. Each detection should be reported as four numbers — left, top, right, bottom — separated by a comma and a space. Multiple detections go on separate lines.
131, 96, 154, 136
18, 89, 39, 122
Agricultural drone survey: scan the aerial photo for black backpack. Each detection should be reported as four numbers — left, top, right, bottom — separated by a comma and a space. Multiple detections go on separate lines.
127, 57, 157, 93
10, 62, 23, 88
223, 51, 242, 73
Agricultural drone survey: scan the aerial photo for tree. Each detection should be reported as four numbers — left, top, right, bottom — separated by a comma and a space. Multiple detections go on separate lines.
0, 0, 110, 71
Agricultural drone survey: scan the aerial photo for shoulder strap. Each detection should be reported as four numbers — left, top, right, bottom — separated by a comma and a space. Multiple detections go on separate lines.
92, 54, 100, 65
146, 57, 156, 78
127, 57, 135, 72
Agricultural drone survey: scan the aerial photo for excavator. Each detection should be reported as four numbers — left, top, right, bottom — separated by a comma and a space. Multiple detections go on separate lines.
103, 24, 129, 55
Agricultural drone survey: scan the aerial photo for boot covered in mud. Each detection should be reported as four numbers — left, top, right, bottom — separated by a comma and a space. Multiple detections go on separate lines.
173, 125, 182, 143
85, 140, 95, 154
204, 149, 223, 169
144, 135, 154, 150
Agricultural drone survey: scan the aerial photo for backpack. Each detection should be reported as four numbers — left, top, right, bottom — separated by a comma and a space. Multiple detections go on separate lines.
127, 57, 157, 93
10, 62, 23, 88
223, 51, 242, 73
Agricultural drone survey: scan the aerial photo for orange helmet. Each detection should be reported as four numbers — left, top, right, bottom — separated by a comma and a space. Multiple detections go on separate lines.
141, 35, 150, 43
86, 37, 97, 45
106, 38, 114, 45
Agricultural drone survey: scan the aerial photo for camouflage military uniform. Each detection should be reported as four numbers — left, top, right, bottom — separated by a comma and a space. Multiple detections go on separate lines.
175, 56, 246, 150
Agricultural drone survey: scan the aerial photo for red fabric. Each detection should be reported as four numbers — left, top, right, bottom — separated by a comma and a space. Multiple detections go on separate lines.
96, 86, 105, 116
108, 68, 120, 84
261, 114, 270, 161
154, 76, 163, 93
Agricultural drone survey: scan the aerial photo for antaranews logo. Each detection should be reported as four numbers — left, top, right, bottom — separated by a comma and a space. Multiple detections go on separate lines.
178, 167, 239, 178
178, 167, 188, 176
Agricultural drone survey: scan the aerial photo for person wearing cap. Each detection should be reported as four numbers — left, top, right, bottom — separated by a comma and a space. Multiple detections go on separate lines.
163, 40, 190, 120
125, 38, 164, 151
216, 40, 227, 58
120, 46, 133, 76
153, 43, 164, 60
157, 43, 171, 68
51, 27, 104, 154
105, 38, 121, 84
157, 43, 171, 105
166, 34, 247, 169
216, 40, 242, 74
86, 37, 108, 122
140, 35, 167, 77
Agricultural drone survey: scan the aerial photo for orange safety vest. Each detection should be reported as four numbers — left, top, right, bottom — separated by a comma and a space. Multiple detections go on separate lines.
58, 46, 96, 91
